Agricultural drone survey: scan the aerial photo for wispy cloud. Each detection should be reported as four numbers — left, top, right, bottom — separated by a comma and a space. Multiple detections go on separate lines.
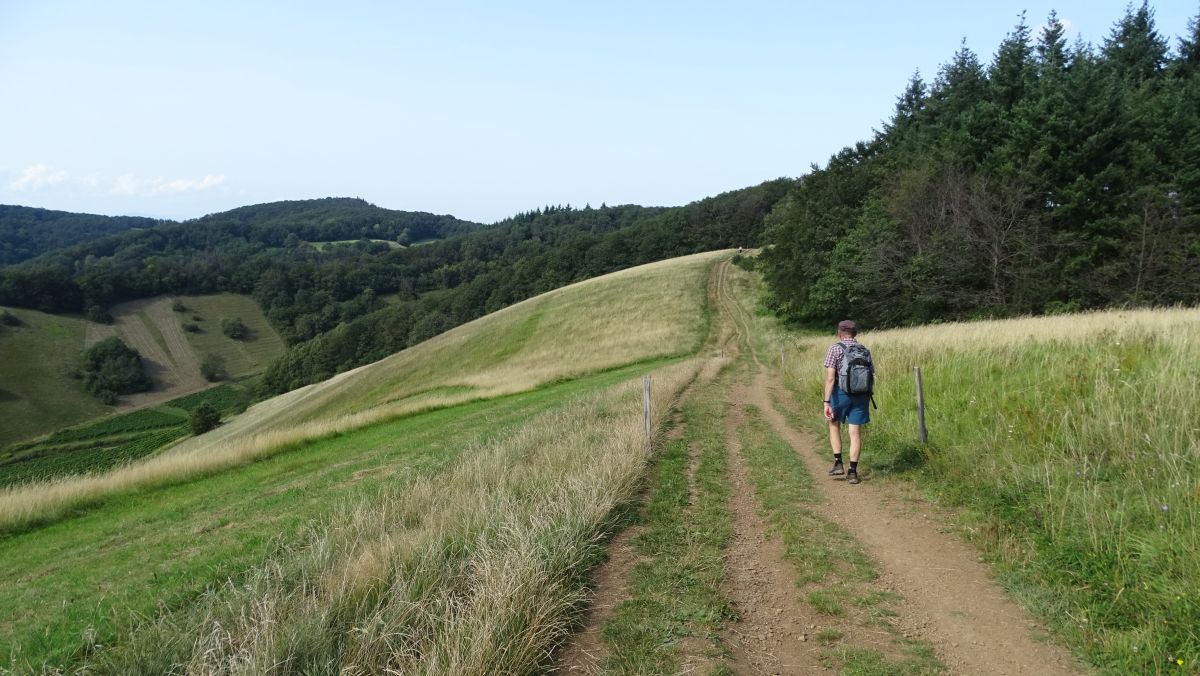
9, 164, 70, 191
111, 173, 226, 196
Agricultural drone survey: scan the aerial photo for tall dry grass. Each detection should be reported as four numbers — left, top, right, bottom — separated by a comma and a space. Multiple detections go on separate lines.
88, 359, 703, 674
772, 302, 1200, 672
0, 252, 723, 535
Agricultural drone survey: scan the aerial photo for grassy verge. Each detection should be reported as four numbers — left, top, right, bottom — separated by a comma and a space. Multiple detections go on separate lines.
0, 360, 685, 672
601, 370, 735, 673
738, 404, 941, 674
80, 360, 700, 674
732, 259, 1200, 673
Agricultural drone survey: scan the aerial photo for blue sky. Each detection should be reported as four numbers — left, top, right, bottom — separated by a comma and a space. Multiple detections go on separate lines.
1, 1, 1196, 223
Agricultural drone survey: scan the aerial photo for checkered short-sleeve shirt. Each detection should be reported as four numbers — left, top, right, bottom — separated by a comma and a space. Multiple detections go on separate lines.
823, 339, 858, 370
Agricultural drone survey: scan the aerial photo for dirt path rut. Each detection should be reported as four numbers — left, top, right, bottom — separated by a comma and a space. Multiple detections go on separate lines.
746, 370, 1082, 675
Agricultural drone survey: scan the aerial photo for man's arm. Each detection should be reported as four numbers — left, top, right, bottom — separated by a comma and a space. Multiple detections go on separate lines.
823, 366, 836, 419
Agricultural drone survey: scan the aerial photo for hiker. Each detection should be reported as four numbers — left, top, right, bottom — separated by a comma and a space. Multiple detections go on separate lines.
822, 319, 874, 485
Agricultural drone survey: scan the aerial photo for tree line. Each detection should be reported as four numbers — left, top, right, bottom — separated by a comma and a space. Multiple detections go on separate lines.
0, 206, 160, 267
760, 3, 1200, 327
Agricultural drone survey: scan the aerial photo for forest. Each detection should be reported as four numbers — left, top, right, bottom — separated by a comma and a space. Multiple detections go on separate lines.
760, 4, 1200, 327
0, 205, 159, 266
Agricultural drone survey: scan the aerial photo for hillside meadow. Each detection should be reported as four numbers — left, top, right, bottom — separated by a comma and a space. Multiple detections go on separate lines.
746, 267, 1200, 674
0, 307, 109, 447
0, 252, 719, 535
0, 252, 723, 671
0, 292, 282, 449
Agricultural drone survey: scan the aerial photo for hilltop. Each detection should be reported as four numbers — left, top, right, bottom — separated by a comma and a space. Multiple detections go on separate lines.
0, 205, 160, 267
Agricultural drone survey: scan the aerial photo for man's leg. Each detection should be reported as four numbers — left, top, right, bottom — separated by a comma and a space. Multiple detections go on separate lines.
828, 420, 844, 475
847, 424, 862, 484
847, 424, 862, 462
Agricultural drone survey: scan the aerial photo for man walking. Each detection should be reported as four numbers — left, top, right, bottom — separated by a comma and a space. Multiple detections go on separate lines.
822, 320, 872, 485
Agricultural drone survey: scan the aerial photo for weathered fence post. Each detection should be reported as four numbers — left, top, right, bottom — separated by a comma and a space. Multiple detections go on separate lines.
914, 367, 928, 444
780, 346, 785, 374
643, 375, 653, 454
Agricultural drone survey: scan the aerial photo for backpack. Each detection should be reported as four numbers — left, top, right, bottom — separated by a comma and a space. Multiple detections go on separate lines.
837, 342, 874, 395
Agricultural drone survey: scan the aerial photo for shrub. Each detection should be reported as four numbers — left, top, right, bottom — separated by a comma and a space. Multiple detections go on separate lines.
221, 317, 248, 340
81, 337, 152, 402
189, 403, 220, 435
172, 300, 187, 312
85, 305, 112, 324
182, 323, 201, 333
200, 353, 226, 382
0, 309, 20, 327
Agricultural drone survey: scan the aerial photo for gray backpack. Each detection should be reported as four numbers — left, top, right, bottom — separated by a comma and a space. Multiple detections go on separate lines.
837, 342, 874, 395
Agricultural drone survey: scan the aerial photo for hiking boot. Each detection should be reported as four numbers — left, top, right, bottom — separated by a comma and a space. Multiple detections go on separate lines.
828, 462, 844, 476
847, 469, 860, 485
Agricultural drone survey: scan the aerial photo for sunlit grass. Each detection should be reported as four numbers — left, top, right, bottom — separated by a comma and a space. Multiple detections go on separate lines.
0, 252, 722, 535
744, 260, 1200, 673
88, 359, 704, 673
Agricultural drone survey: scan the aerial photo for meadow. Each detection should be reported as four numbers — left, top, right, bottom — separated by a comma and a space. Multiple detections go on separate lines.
0, 252, 718, 536
0, 307, 109, 447
0, 383, 253, 489
0, 252, 721, 671
760, 284, 1200, 673
174, 293, 286, 379
0, 292, 282, 450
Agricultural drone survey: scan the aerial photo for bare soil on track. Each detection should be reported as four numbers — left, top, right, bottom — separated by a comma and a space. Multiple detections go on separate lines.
556, 259, 1085, 674
747, 369, 1083, 675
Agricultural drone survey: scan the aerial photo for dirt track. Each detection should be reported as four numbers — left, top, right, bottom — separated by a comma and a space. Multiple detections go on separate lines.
557, 260, 1086, 674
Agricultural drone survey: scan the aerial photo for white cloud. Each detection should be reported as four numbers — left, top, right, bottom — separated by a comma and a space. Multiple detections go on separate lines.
111, 173, 226, 196
9, 164, 70, 191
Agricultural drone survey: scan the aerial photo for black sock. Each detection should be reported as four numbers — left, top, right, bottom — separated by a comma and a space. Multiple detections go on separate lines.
833, 453, 842, 464
849, 461, 858, 472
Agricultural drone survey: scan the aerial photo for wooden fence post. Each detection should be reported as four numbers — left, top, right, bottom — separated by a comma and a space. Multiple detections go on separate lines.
780, 346, 785, 374
914, 367, 928, 444
643, 375, 653, 454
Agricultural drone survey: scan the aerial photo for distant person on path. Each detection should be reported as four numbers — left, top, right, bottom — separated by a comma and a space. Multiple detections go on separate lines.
822, 319, 873, 485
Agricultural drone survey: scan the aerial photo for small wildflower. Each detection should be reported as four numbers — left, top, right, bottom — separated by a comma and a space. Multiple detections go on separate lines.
1177, 658, 1185, 666
1162, 504, 1170, 513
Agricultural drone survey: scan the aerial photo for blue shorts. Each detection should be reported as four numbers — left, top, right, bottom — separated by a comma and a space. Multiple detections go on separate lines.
831, 387, 870, 425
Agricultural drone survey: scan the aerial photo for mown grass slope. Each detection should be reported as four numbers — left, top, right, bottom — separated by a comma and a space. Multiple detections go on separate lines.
0, 307, 109, 447
1, 252, 723, 671
0, 292, 282, 449
174, 292, 286, 379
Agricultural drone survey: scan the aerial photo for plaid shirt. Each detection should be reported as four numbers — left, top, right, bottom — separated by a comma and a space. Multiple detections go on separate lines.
822, 339, 859, 371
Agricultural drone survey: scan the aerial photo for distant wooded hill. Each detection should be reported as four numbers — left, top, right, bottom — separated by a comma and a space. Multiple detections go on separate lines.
0, 205, 161, 266
760, 4, 1200, 327
0, 182, 793, 395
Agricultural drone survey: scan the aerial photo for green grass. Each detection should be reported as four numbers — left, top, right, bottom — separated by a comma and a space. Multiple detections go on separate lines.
0, 360, 667, 672
734, 256, 1200, 673
0, 383, 254, 489
862, 333, 1200, 674
175, 293, 285, 379
0, 307, 109, 447
601, 370, 736, 673
310, 238, 404, 251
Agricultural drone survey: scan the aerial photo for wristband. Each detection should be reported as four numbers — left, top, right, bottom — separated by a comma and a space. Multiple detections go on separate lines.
822, 400, 830, 403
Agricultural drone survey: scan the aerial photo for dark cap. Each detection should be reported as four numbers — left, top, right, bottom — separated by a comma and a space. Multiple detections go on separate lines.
837, 319, 858, 333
